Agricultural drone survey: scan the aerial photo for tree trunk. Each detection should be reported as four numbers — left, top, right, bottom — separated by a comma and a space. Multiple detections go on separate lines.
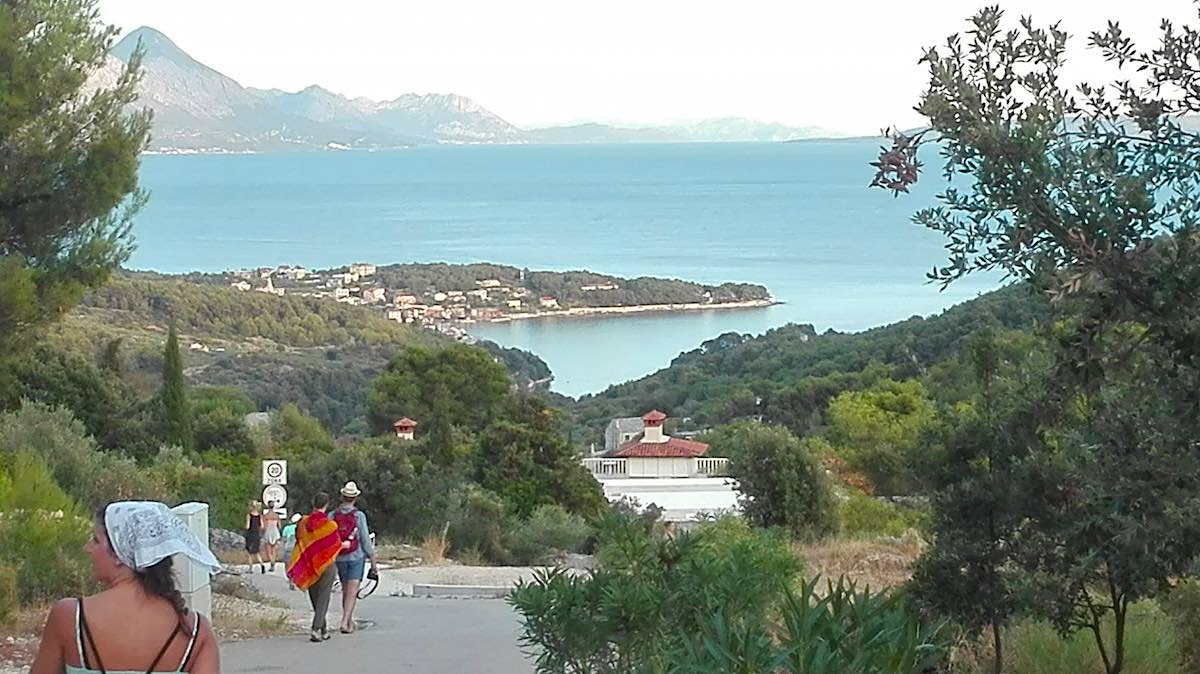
1090, 620, 1113, 674
991, 621, 1004, 674
1110, 599, 1127, 674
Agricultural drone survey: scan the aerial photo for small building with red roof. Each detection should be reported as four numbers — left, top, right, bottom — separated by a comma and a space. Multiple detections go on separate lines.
392, 417, 418, 441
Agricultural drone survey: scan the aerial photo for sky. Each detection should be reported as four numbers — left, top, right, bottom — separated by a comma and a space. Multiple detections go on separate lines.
98, 0, 1196, 135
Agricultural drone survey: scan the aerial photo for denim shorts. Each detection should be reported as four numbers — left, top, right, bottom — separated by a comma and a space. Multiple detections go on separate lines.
336, 558, 365, 584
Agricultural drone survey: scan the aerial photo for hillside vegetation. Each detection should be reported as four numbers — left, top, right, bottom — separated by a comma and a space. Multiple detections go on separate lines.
571, 284, 1048, 438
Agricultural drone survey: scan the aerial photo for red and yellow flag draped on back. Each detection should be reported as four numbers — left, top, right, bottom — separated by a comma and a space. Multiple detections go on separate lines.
287, 511, 341, 590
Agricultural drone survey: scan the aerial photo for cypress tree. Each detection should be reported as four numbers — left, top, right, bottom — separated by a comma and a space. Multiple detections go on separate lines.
161, 325, 193, 450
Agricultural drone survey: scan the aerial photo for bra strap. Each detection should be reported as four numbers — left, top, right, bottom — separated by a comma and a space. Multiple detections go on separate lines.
74, 599, 86, 670
178, 613, 201, 672
78, 599, 107, 674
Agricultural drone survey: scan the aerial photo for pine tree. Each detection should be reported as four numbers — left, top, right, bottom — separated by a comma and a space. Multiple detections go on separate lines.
0, 1, 152, 352
160, 325, 193, 450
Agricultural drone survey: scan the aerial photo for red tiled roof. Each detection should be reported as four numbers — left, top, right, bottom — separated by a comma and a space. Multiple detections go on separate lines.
392, 417, 418, 428
614, 437, 709, 458
642, 410, 668, 423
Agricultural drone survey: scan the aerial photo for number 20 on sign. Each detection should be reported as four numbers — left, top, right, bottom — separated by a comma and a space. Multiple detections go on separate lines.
262, 459, 287, 485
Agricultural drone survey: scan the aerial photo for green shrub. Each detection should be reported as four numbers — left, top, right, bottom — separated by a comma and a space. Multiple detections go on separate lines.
504, 505, 591, 566
998, 604, 1182, 674
0, 563, 15, 624
838, 491, 925, 538
0, 454, 91, 605
193, 406, 256, 455
175, 450, 259, 530
450, 487, 508, 563
778, 577, 950, 674
704, 423, 837, 539
1163, 582, 1200, 673
509, 514, 801, 674
0, 401, 168, 509
666, 576, 951, 674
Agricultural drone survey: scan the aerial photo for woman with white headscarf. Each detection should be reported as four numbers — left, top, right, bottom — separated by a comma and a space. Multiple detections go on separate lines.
30, 502, 221, 674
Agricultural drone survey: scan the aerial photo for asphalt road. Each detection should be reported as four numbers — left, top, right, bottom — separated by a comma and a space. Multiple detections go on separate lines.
222, 571, 535, 673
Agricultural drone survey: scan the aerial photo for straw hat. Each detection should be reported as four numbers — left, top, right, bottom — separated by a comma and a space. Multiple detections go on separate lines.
340, 481, 362, 498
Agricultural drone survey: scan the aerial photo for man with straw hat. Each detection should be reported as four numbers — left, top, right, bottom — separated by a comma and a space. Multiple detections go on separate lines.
332, 480, 378, 634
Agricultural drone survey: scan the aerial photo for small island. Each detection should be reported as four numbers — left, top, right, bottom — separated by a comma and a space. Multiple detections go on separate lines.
165, 262, 775, 337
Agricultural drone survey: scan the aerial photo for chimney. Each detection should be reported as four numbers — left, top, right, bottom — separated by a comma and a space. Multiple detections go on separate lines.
392, 417, 417, 441
642, 410, 668, 443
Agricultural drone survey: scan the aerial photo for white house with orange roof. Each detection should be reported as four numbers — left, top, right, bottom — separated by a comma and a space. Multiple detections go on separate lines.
392, 417, 418, 440
582, 410, 738, 523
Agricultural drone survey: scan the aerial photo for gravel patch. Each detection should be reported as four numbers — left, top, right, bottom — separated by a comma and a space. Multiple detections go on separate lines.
0, 635, 37, 674
213, 594, 306, 643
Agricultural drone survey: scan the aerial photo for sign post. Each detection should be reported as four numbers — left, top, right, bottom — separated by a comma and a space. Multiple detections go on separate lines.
261, 459, 288, 511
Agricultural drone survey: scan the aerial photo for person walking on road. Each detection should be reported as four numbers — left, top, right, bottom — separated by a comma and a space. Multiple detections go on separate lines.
333, 481, 379, 634
281, 512, 301, 562
244, 500, 265, 573
29, 501, 221, 674
287, 492, 341, 643
261, 502, 282, 572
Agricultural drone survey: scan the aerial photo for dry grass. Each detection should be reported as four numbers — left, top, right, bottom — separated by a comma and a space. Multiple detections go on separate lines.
419, 533, 450, 566
1, 603, 48, 636
793, 537, 923, 591
948, 604, 1184, 674
212, 594, 296, 643
418, 523, 451, 567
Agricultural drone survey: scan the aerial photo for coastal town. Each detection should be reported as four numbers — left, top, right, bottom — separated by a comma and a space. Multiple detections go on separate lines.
218, 262, 776, 338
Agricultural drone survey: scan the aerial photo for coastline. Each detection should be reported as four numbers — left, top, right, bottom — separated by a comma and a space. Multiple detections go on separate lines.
469, 298, 779, 324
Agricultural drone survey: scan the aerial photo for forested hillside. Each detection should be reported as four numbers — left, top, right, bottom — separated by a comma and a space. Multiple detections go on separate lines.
40, 276, 549, 433
570, 284, 1048, 438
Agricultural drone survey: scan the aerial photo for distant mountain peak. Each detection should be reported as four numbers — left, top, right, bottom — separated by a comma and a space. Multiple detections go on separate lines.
385, 92, 484, 113
300, 84, 334, 96
111, 26, 195, 66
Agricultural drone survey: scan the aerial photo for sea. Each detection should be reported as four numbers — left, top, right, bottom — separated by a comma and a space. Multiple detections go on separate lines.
131, 141, 999, 397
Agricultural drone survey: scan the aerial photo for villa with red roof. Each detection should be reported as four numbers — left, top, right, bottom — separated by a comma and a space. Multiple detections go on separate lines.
583, 410, 738, 522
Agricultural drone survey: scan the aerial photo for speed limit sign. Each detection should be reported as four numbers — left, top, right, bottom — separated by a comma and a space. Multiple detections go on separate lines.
262, 459, 287, 486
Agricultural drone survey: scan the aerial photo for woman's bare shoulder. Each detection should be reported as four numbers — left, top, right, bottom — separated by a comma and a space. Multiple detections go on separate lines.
46, 598, 76, 623
41, 597, 81, 641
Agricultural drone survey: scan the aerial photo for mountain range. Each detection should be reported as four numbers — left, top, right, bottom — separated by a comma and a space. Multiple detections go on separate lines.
96, 27, 841, 153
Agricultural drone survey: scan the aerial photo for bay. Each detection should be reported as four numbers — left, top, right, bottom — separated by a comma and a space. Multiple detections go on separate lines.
131, 141, 998, 397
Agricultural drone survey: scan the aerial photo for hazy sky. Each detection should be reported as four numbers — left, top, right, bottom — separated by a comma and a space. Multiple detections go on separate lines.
99, 0, 1194, 134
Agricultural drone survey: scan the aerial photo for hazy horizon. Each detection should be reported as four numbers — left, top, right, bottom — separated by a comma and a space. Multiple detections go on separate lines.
99, 0, 1193, 135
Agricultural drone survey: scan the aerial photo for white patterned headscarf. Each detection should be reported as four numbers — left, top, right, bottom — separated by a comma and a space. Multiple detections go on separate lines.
104, 502, 221, 575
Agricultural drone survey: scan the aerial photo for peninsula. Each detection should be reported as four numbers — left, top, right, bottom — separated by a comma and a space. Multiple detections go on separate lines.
152, 262, 775, 339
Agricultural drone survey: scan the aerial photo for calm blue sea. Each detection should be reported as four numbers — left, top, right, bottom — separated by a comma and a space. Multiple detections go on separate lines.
131, 142, 998, 397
